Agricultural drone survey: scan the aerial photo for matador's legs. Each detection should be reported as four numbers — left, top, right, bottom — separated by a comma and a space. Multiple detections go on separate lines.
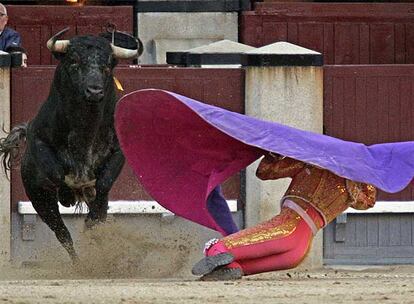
193, 199, 324, 279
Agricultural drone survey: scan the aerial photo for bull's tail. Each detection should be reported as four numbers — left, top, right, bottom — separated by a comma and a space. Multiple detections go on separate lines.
0, 123, 28, 177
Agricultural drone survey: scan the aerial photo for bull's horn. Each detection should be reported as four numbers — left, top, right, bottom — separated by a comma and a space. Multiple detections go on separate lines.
111, 44, 138, 59
137, 38, 144, 57
111, 36, 144, 59
47, 27, 71, 53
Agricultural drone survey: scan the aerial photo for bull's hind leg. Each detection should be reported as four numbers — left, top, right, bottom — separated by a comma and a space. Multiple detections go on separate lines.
21, 154, 78, 262
30, 195, 79, 263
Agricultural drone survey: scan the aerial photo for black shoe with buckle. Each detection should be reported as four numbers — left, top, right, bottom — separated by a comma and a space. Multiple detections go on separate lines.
192, 253, 235, 276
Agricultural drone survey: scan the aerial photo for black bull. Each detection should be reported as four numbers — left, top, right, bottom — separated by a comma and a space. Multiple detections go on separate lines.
0, 29, 142, 262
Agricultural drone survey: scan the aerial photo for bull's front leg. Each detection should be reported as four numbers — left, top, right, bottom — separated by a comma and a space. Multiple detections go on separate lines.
85, 148, 125, 228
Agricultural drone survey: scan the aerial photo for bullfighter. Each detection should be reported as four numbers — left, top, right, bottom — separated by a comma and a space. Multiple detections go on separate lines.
115, 89, 414, 279
192, 154, 376, 280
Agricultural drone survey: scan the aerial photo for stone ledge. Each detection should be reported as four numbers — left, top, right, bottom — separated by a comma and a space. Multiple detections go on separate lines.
167, 39, 255, 66
0, 51, 11, 68
10, 52, 23, 68
242, 42, 323, 67
167, 41, 324, 67
242, 54, 323, 67
167, 52, 244, 65
168, 52, 323, 67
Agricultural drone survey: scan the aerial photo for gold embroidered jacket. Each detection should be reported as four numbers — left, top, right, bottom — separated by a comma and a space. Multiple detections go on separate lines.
256, 155, 377, 226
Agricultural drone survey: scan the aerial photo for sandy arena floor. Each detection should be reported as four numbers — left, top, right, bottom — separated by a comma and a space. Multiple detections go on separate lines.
0, 264, 413, 303
1, 223, 413, 304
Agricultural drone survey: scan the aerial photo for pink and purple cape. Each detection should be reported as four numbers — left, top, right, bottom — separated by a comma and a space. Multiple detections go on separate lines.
115, 89, 414, 235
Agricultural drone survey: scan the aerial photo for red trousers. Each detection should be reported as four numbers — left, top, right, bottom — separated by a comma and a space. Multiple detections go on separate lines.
206, 201, 324, 275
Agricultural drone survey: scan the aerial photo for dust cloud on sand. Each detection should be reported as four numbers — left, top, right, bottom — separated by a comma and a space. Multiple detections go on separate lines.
0, 218, 196, 280
74, 220, 194, 279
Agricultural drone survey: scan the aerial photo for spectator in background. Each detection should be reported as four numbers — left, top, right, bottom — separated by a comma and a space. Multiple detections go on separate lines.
0, 3, 21, 51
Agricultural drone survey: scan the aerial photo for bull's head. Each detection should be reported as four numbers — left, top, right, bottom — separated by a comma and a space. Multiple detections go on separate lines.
47, 28, 142, 104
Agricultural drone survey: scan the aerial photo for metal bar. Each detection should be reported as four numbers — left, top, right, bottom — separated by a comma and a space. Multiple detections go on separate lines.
18, 200, 238, 215
344, 201, 414, 214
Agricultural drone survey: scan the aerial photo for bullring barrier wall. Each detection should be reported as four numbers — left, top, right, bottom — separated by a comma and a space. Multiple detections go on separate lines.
0, 52, 11, 266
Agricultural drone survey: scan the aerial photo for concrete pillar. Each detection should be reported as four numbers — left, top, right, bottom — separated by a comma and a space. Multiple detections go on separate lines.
0, 51, 11, 266
243, 42, 324, 269
136, 0, 250, 64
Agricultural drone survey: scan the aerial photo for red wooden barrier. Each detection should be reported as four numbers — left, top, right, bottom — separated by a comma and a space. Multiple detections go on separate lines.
324, 65, 414, 200
6, 5, 133, 65
241, 3, 414, 64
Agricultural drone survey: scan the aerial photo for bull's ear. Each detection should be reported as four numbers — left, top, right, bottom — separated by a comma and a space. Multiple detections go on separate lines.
52, 52, 66, 61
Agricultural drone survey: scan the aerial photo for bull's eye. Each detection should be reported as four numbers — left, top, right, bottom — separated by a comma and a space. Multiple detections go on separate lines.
72, 54, 81, 65
69, 55, 81, 70
103, 67, 111, 75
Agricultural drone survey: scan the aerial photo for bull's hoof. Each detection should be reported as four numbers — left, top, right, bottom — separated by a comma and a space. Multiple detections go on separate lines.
84, 218, 100, 229
192, 253, 234, 276
199, 267, 243, 281
71, 255, 81, 266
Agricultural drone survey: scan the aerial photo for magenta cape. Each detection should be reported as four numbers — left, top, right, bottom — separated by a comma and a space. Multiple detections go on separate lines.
115, 89, 414, 233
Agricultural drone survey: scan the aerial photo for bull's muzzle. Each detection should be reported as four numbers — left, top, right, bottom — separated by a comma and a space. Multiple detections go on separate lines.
85, 85, 104, 103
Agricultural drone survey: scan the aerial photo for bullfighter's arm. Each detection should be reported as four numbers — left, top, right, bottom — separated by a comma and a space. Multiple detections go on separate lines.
346, 181, 377, 210
256, 154, 305, 180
